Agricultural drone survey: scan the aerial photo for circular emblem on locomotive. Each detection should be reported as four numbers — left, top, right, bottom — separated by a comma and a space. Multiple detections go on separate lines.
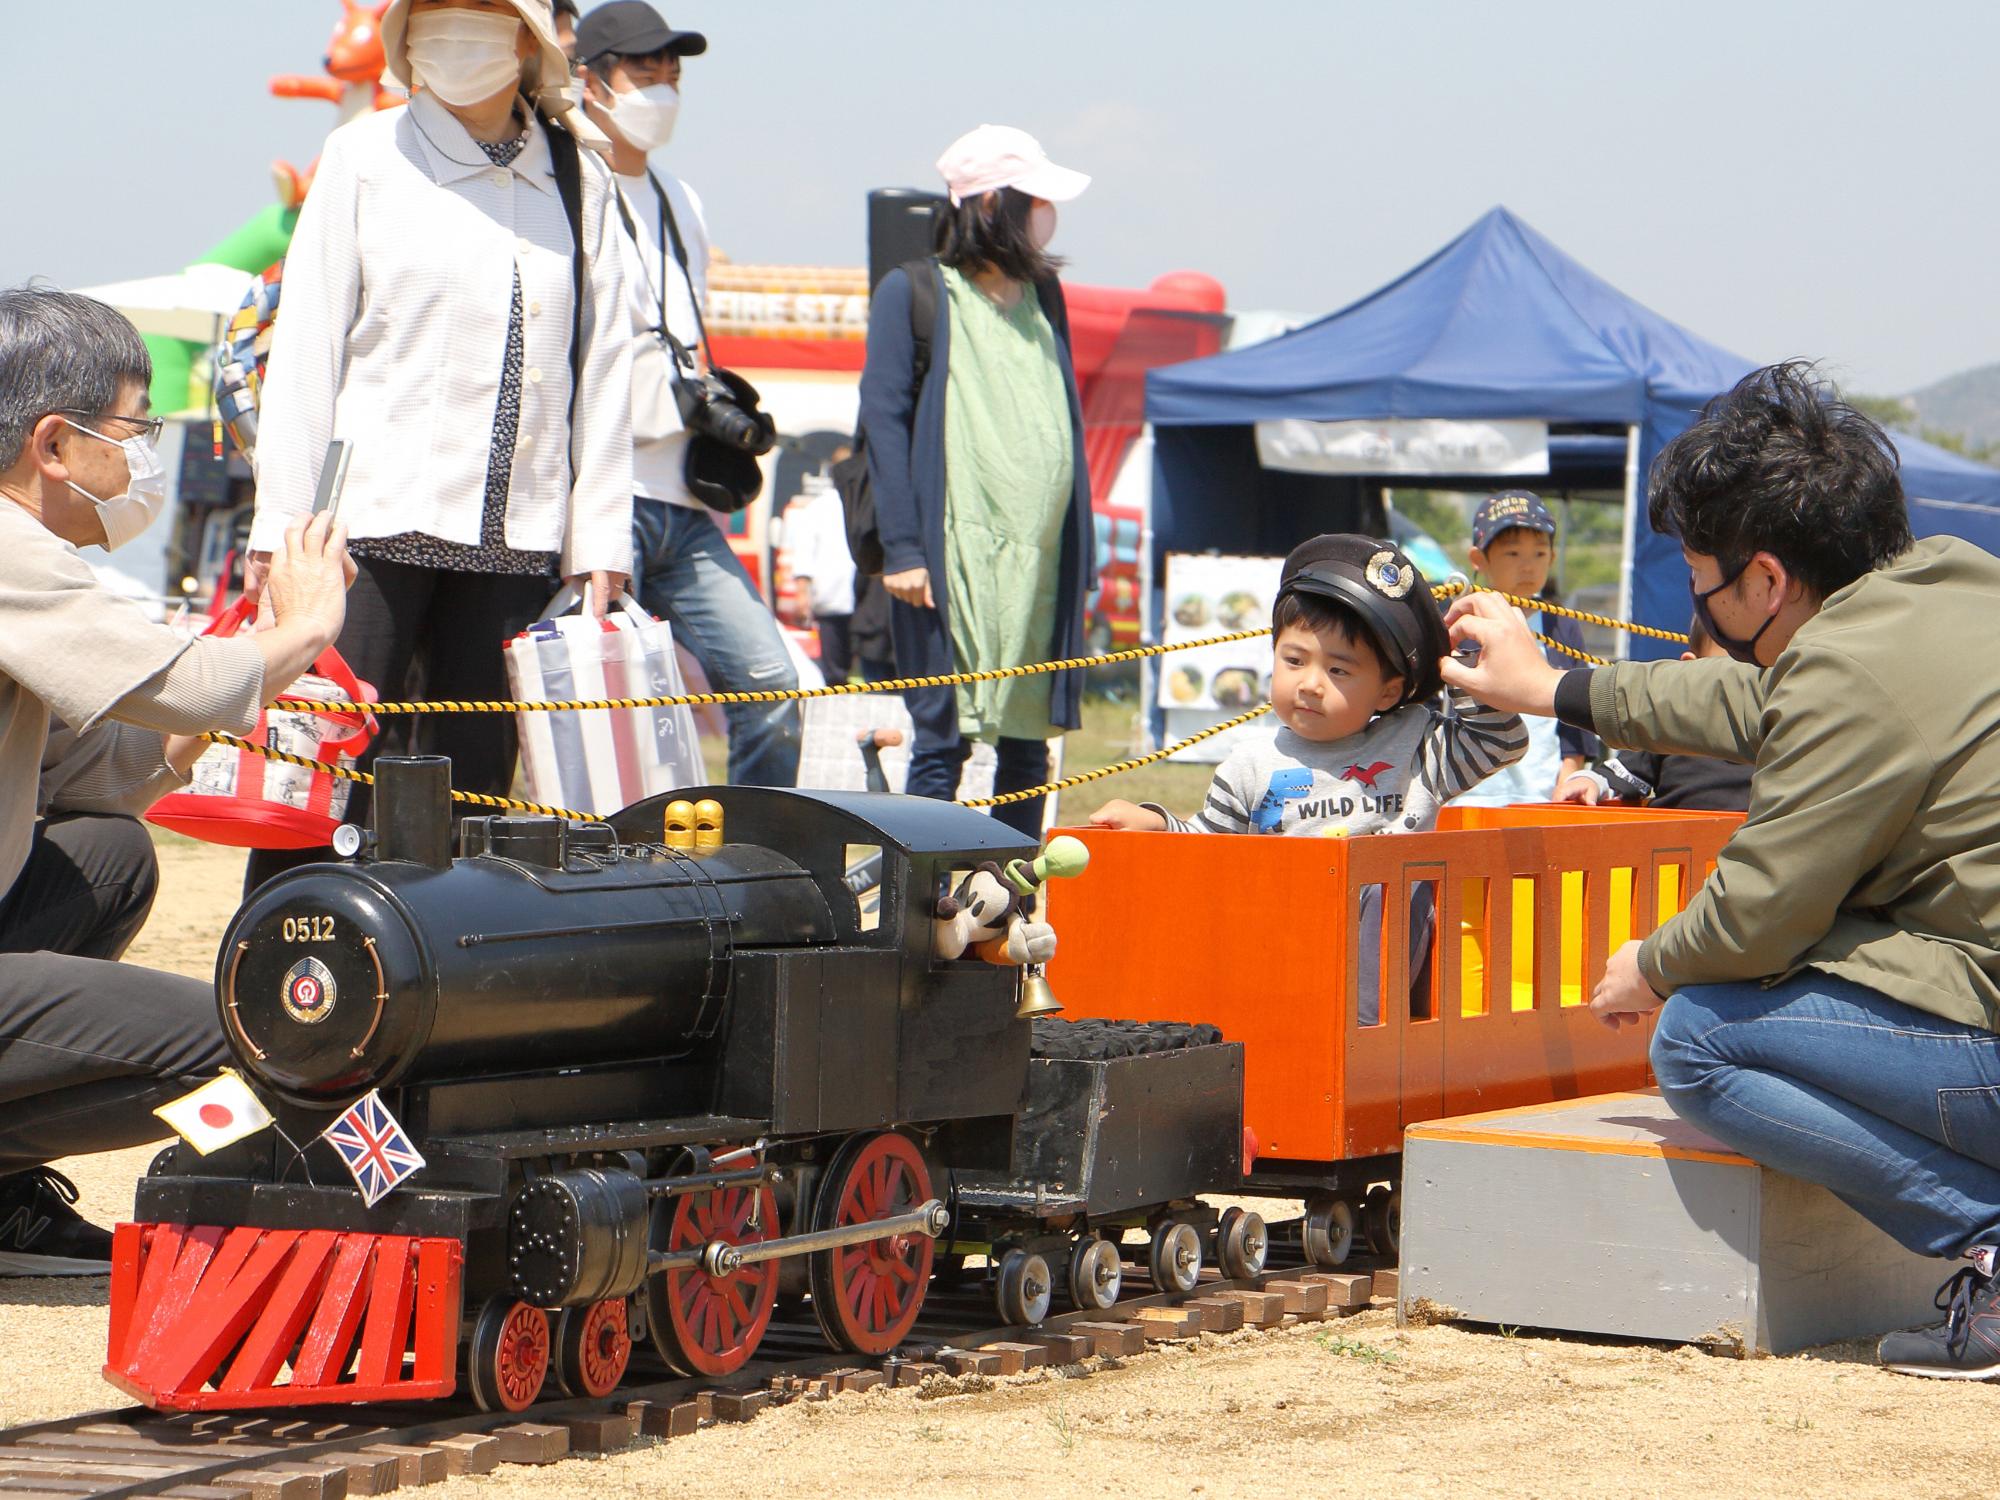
1365, 549, 1414, 599
280, 956, 338, 1025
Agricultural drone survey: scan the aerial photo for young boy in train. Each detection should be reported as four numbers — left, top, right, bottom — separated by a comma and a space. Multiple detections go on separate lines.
1090, 533, 1527, 838
1089, 534, 1526, 1026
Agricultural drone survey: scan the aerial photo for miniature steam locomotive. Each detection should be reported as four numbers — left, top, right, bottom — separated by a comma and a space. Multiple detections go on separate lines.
106, 758, 1251, 1413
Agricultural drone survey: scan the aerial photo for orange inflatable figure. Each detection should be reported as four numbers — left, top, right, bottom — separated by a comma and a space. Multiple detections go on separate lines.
269, 1, 401, 209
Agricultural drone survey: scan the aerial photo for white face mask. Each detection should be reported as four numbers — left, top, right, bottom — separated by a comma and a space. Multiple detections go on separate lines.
60, 418, 167, 551
406, 9, 524, 108
1029, 200, 1058, 250
605, 81, 679, 151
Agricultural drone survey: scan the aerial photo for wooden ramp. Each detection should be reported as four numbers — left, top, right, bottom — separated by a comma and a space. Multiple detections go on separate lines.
1401, 1089, 1945, 1355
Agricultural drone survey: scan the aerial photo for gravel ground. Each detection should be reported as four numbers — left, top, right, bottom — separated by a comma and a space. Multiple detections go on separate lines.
9, 836, 1993, 1499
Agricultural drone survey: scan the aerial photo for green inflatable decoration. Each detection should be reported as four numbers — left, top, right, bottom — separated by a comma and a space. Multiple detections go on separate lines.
143, 205, 299, 416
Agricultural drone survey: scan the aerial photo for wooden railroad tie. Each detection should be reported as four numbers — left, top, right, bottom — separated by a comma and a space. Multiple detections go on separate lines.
1263, 1279, 1333, 1318
1130, 1306, 1202, 1341
1297, 1272, 1374, 1310
1211, 1289, 1287, 1328
984, 1342, 1051, 1373
358, 1444, 447, 1487
429, 1434, 500, 1475
1189, 1297, 1248, 1333
633, 1400, 701, 1440
1031, 1332, 1094, 1364
560, 1412, 638, 1454
1068, 1321, 1147, 1357
490, 1423, 568, 1465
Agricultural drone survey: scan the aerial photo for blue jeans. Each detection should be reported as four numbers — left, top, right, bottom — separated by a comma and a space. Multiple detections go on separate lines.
1652, 972, 2000, 1260
632, 499, 800, 787
901, 683, 1049, 839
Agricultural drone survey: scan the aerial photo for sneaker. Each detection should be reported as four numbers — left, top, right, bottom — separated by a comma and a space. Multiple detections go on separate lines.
0, 1168, 114, 1277
1879, 1265, 2000, 1379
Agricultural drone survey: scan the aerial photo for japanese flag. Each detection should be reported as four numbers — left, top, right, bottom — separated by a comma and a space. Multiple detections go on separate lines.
153, 1070, 275, 1155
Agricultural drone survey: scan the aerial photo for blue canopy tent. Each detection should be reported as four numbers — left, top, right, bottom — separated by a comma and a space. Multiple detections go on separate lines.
1145, 206, 2000, 662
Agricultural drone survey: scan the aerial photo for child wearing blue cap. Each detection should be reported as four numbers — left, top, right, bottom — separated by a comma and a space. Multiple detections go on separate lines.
1451, 491, 1598, 806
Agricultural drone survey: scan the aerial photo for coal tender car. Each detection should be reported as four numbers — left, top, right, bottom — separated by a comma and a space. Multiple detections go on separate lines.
106, 758, 1250, 1412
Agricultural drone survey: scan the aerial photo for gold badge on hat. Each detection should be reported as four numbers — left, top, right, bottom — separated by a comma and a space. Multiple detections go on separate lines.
1365, 550, 1414, 599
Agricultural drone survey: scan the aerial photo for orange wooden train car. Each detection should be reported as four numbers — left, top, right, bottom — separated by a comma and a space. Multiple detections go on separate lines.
1044, 804, 1740, 1264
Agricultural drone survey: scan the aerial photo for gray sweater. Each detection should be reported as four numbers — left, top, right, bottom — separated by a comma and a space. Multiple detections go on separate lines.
1146, 688, 1527, 837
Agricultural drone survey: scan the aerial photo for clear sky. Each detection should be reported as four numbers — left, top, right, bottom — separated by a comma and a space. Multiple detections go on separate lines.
6, 0, 1989, 395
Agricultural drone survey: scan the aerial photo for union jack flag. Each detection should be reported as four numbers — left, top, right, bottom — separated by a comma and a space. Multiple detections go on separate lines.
320, 1090, 426, 1207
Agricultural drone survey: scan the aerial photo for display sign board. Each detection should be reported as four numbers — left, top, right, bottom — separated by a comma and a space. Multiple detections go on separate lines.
1254, 417, 1549, 476
1160, 552, 1285, 763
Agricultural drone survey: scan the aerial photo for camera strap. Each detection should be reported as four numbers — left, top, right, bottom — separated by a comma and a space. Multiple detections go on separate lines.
613, 171, 705, 376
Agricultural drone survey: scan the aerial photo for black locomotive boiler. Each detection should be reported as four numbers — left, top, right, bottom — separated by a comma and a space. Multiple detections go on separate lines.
107, 758, 1249, 1413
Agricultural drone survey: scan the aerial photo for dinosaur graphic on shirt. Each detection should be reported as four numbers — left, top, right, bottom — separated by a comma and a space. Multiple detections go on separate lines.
1252, 768, 1316, 832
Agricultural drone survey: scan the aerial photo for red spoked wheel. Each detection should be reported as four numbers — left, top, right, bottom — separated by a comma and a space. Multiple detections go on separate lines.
647, 1183, 781, 1377
465, 1297, 550, 1413
555, 1296, 633, 1397
808, 1131, 935, 1355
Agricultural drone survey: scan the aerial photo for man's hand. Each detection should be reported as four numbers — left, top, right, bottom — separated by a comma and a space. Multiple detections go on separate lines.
1439, 593, 1566, 716
1088, 799, 1167, 832
1555, 772, 1602, 805
1590, 940, 1667, 1030
263, 513, 354, 652
883, 567, 933, 608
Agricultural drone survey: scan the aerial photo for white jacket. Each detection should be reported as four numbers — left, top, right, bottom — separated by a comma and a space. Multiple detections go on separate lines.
251, 91, 635, 576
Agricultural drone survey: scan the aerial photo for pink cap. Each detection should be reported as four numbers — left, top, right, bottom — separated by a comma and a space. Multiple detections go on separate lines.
935, 124, 1090, 208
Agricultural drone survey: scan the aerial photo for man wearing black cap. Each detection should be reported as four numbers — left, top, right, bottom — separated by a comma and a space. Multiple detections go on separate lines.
574, 3, 803, 789
1091, 534, 1526, 839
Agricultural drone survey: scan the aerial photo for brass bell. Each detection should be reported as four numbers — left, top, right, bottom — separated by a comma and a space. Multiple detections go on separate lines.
1016, 964, 1064, 1018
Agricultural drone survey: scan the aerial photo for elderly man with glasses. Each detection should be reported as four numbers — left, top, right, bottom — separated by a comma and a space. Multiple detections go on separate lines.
0, 285, 354, 1274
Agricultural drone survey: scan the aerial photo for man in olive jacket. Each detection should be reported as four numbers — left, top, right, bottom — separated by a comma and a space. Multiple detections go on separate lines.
1444, 361, 2000, 1381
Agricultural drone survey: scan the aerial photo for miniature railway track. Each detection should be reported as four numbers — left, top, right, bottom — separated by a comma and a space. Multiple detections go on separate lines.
0, 1238, 1393, 1500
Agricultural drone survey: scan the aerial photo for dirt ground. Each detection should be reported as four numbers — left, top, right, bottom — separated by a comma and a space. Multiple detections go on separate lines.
12, 835, 1995, 1500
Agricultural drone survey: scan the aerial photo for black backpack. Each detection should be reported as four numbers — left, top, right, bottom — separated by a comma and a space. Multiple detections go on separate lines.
833, 258, 939, 576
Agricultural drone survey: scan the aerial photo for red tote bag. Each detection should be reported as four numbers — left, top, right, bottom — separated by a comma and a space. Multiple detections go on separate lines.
147, 597, 380, 850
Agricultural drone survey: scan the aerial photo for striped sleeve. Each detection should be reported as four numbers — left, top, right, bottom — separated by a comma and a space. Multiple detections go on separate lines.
1417, 687, 1529, 802
1143, 747, 1256, 834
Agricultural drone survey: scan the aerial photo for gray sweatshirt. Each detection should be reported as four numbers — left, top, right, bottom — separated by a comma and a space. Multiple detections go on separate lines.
1146, 688, 1527, 837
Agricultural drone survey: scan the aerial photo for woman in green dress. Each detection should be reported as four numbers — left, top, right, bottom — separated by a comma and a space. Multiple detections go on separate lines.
858, 125, 1095, 837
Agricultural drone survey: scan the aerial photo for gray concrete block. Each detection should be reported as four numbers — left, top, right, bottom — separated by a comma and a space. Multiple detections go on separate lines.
1402, 1089, 1946, 1354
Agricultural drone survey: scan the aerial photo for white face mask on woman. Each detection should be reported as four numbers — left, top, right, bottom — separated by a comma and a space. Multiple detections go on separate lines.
407, 9, 524, 108
605, 82, 679, 152
59, 418, 167, 551
1029, 200, 1058, 250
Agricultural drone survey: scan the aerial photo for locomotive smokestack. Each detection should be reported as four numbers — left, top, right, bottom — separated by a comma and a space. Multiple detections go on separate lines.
375, 756, 453, 868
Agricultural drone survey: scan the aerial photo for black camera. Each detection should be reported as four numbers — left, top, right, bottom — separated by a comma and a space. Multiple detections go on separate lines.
675, 367, 776, 456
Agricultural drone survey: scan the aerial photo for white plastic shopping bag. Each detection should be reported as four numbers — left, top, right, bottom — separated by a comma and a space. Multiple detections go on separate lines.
504, 587, 707, 817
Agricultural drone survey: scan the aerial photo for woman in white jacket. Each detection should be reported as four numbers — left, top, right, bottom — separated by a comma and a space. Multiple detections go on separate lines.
246, 0, 633, 887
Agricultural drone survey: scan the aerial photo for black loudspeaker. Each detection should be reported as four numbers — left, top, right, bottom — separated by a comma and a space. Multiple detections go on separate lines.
867, 189, 947, 290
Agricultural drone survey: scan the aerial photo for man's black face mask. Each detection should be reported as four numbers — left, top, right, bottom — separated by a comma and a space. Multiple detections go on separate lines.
1690, 559, 1777, 666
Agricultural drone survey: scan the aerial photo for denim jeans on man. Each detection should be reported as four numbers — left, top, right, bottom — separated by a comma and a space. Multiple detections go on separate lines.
632, 499, 801, 787
1651, 970, 2000, 1259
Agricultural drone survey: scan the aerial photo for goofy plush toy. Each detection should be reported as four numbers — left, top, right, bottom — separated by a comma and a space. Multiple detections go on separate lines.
932, 836, 1090, 965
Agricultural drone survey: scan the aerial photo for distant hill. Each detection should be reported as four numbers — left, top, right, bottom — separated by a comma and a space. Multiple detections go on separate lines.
1905, 363, 2000, 453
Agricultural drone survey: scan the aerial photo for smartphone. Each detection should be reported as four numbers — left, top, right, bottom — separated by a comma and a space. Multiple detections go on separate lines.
311, 440, 353, 523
